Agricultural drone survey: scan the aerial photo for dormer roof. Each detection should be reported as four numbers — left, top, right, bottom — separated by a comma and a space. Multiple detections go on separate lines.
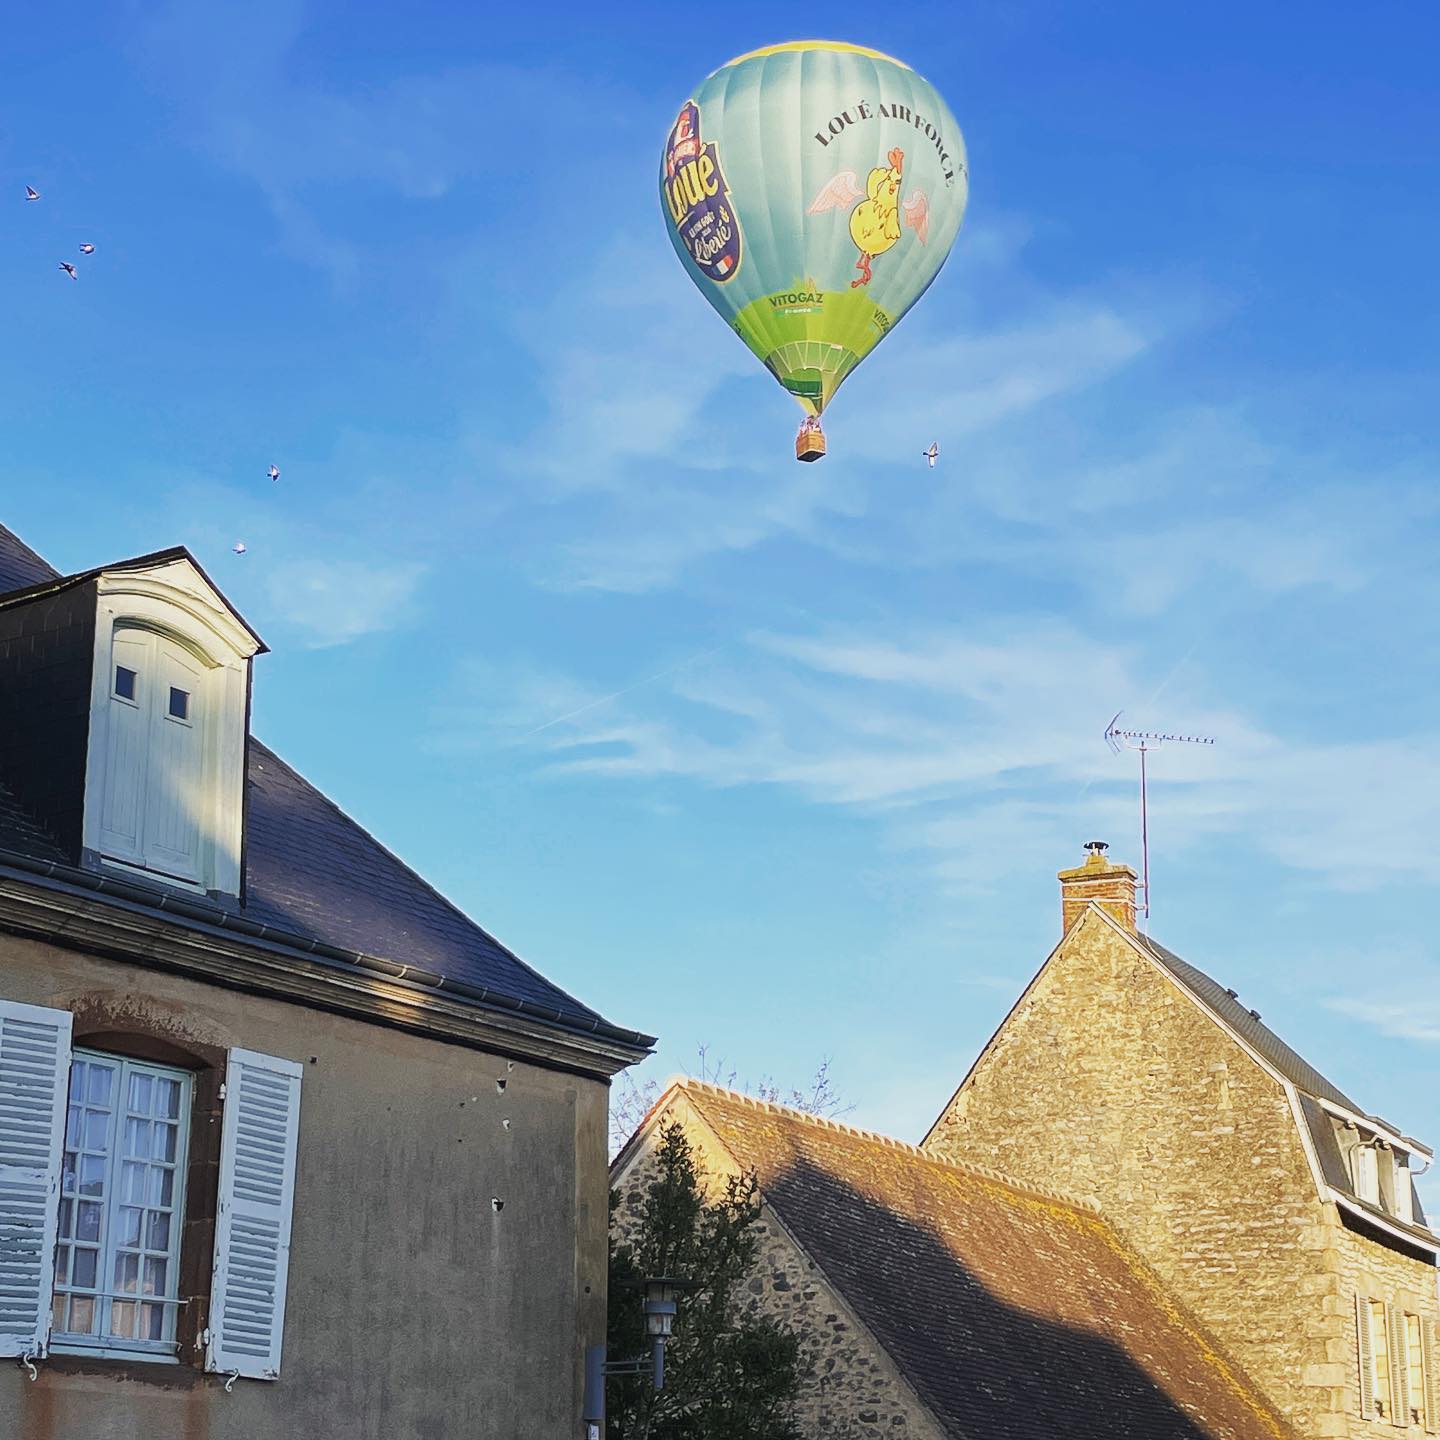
0, 521, 653, 1072
0, 545, 268, 654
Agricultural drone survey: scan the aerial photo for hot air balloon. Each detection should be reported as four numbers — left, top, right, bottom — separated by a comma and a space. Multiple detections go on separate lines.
660, 41, 968, 462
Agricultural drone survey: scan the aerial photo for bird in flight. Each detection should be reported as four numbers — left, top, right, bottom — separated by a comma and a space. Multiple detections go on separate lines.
267, 464, 280, 482
58, 262, 77, 280
25, 186, 40, 202
232, 541, 248, 555
922, 442, 939, 468
79, 243, 95, 255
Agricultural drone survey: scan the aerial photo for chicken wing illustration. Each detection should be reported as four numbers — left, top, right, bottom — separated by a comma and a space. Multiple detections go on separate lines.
808, 149, 927, 288
806, 170, 864, 214
901, 189, 930, 246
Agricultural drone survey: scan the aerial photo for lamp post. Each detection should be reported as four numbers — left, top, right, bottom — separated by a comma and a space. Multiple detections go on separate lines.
582, 1275, 694, 1438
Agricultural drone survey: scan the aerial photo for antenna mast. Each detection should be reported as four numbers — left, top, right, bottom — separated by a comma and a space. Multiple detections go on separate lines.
1103, 713, 1215, 924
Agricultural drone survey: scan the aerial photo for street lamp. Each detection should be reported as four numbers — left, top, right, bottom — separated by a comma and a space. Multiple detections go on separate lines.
582, 1275, 695, 1438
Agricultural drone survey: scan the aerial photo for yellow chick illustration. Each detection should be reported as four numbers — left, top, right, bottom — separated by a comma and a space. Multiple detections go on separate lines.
807, 147, 931, 288
847, 147, 906, 286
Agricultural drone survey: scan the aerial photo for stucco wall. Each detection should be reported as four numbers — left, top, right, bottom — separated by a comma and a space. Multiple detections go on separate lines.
0, 929, 608, 1440
612, 1098, 945, 1440
924, 909, 1437, 1440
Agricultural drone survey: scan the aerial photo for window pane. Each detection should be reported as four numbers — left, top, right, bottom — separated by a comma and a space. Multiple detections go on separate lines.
58, 1198, 72, 1239
145, 1211, 171, 1252
128, 1072, 153, 1115
84, 1110, 109, 1150
156, 1079, 181, 1119
153, 1123, 176, 1163
143, 1257, 166, 1297
78, 1154, 105, 1196
71, 1248, 97, 1289
75, 1201, 102, 1243
114, 665, 137, 701
124, 1117, 151, 1159
69, 1295, 95, 1335
148, 1168, 174, 1208
65, 1105, 81, 1149
110, 1300, 135, 1340
87, 1065, 113, 1106
122, 1160, 147, 1204
114, 1251, 140, 1295
167, 687, 190, 721
116, 1205, 142, 1249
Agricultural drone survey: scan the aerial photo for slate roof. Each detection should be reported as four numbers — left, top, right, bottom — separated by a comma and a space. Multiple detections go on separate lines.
0, 522, 652, 1050
674, 1081, 1294, 1440
1131, 931, 1432, 1230
1134, 934, 1363, 1112
0, 521, 59, 592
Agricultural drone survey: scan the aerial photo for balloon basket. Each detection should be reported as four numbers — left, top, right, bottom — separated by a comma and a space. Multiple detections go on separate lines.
796, 422, 827, 463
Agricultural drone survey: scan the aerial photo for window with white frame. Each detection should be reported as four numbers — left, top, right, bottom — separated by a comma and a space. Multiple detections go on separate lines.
0, 998, 302, 1381
1354, 1143, 1381, 1205
52, 1050, 191, 1358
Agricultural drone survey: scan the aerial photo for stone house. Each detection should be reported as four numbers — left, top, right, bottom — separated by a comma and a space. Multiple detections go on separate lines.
613, 1079, 1293, 1439
926, 843, 1438, 1440
0, 520, 654, 1439
615, 844, 1437, 1440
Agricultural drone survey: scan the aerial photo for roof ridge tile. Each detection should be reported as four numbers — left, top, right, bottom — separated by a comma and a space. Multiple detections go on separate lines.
678, 1077, 1100, 1212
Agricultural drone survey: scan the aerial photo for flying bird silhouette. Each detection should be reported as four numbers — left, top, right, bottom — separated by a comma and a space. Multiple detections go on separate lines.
79, 243, 95, 255
923, 442, 939, 468
267, 464, 280, 482
58, 262, 77, 279
232, 542, 248, 555
25, 186, 39, 202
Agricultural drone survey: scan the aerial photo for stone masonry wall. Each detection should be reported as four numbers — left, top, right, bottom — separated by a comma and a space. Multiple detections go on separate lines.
1328, 1221, 1439, 1438
612, 1097, 946, 1440
925, 910, 1346, 1437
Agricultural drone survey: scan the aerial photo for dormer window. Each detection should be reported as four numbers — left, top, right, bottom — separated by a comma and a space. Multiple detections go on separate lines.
80, 554, 264, 897
1354, 1143, 1381, 1205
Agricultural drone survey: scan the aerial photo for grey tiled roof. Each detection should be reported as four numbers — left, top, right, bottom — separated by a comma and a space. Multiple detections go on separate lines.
678, 1082, 1296, 1440
0, 523, 650, 1048
0, 522, 59, 592
1136, 933, 1431, 1232
1134, 934, 1362, 1112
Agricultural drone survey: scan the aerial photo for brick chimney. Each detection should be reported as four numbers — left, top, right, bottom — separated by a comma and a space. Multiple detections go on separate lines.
1058, 840, 1138, 934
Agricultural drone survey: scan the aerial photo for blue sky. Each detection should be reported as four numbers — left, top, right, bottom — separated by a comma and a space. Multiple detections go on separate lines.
5, 2, 1440, 1193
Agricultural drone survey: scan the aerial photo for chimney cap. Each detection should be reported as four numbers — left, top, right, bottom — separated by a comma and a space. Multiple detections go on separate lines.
1084, 840, 1109, 855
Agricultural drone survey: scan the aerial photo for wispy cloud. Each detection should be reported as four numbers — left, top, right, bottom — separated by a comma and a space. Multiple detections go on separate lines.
438, 614, 1440, 892
263, 557, 426, 648
1323, 997, 1440, 1045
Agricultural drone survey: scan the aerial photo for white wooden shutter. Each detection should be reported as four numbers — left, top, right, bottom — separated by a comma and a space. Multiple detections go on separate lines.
1396, 1307, 1414, 1427
1358, 1293, 1376, 1419
1424, 1320, 1438, 1433
0, 1000, 71, 1358
206, 1048, 302, 1381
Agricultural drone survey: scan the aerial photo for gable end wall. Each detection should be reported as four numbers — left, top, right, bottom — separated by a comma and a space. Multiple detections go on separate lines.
924, 911, 1387, 1437
612, 1100, 946, 1440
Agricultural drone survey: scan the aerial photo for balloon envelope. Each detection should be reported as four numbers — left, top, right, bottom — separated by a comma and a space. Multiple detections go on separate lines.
660, 41, 968, 421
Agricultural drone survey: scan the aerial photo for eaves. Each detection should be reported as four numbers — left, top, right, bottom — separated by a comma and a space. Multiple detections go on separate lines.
0, 854, 654, 1081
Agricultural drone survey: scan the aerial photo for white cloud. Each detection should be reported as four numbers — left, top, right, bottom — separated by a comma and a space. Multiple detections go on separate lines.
1323, 997, 1440, 1044
443, 616, 1440, 893
264, 558, 426, 648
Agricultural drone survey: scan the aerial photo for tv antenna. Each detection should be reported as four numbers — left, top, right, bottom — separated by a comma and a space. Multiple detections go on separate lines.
1103, 712, 1215, 923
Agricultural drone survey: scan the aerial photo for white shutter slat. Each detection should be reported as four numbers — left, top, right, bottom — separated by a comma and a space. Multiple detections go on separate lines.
206, 1048, 302, 1381
0, 1000, 72, 1359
